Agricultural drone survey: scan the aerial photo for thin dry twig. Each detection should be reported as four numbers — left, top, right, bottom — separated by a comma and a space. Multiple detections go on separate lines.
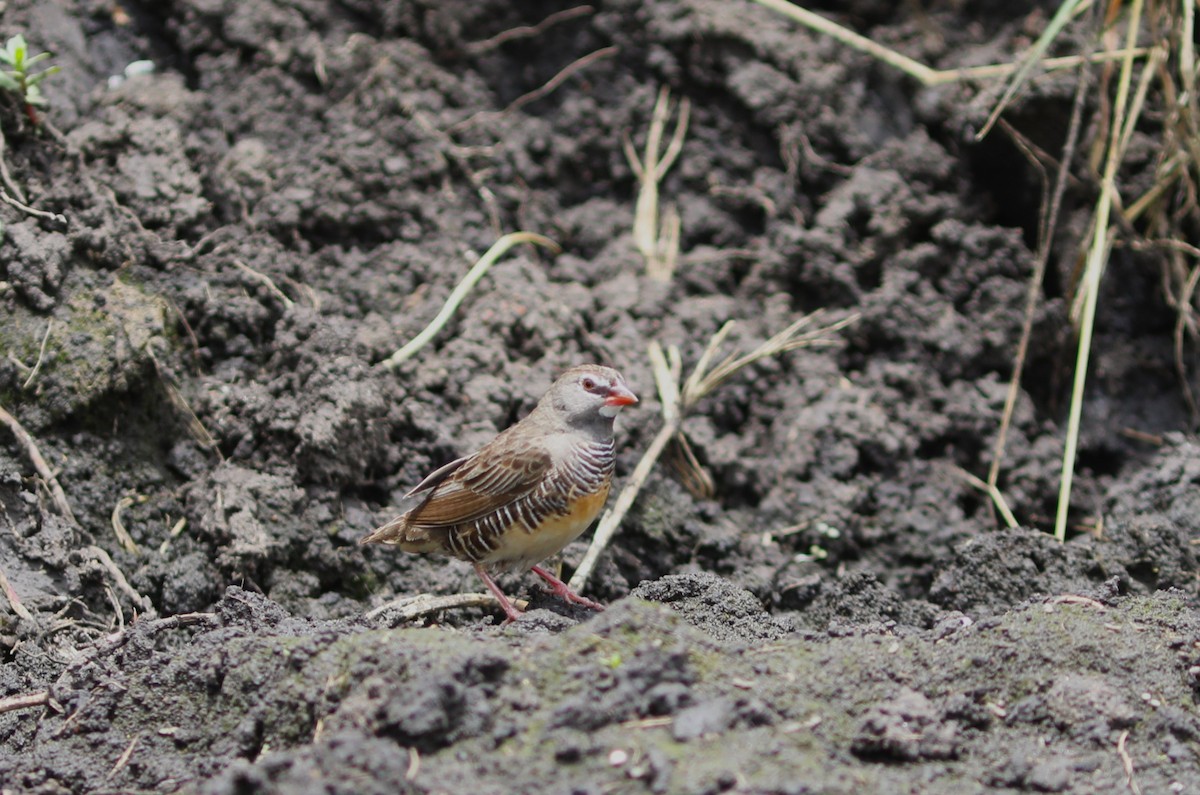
0, 402, 77, 525
0, 188, 67, 225
378, 232, 560, 371
0, 126, 67, 224
451, 46, 618, 132
569, 311, 858, 593
0, 690, 49, 715
464, 6, 594, 55
106, 734, 140, 780
1117, 730, 1142, 795
623, 87, 690, 281
91, 611, 217, 656
364, 592, 529, 622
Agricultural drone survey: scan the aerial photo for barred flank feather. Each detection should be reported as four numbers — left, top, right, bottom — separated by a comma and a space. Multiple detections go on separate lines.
445, 439, 614, 566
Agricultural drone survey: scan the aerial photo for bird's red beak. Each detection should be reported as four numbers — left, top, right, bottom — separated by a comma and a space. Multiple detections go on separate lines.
604, 383, 638, 407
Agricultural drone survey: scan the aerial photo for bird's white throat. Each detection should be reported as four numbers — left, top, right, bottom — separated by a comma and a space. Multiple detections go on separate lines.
598, 404, 623, 418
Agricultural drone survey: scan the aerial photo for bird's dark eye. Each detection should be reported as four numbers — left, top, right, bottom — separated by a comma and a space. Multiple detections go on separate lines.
581, 377, 597, 391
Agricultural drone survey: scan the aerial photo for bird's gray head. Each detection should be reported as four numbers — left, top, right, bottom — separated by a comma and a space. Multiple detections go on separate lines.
540, 364, 638, 431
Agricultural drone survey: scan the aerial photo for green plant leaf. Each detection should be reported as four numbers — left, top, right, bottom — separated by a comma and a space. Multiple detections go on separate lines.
26, 66, 60, 88
0, 73, 20, 91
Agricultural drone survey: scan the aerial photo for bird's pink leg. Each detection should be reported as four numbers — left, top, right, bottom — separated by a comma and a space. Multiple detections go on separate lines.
530, 565, 605, 612
474, 564, 524, 624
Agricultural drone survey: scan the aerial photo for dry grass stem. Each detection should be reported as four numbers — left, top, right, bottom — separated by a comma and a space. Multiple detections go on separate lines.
0, 402, 77, 524
84, 545, 154, 617
378, 232, 560, 371
158, 517, 188, 556
1055, 0, 1145, 544
569, 311, 857, 592
21, 318, 53, 390
624, 87, 690, 281
955, 466, 1019, 529
149, 351, 218, 451
233, 260, 294, 310
750, 0, 1146, 93
977, 0, 1088, 139
110, 495, 146, 555
364, 592, 529, 622
987, 69, 1088, 522
106, 735, 140, 780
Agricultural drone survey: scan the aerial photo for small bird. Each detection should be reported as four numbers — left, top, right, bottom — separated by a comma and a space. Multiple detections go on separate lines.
361, 364, 638, 623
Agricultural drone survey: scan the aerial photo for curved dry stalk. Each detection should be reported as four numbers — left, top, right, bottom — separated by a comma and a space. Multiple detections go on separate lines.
568, 311, 858, 593
111, 494, 145, 555
0, 402, 76, 524
377, 232, 560, 371
364, 592, 528, 622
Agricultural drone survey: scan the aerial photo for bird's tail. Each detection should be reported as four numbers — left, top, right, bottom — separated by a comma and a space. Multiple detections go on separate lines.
359, 517, 404, 546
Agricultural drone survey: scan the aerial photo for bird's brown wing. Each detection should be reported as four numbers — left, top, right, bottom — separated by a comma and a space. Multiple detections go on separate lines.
409, 435, 553, 527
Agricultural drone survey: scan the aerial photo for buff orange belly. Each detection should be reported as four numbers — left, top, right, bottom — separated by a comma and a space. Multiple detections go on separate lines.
482, 484, 610, 571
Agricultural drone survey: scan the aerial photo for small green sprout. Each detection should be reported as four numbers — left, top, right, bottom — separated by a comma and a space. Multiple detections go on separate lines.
0, 35, 61, 125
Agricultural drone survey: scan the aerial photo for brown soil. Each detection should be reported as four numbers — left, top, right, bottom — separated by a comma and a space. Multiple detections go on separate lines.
1, 2, 1198, 794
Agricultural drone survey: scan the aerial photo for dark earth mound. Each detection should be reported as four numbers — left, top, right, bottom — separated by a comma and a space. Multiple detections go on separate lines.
1, 1, 1197, 793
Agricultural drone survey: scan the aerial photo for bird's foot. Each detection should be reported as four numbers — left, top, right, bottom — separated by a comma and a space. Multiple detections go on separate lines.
474, 564, 525, 624
530, 565, 605, 612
